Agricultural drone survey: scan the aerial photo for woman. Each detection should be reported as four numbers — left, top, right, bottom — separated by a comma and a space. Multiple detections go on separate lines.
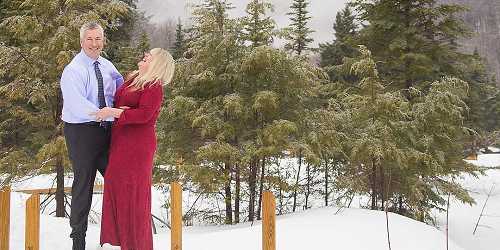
92, 48, 175, 250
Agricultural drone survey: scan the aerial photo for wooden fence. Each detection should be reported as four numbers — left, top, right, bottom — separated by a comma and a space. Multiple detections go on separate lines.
0, 186, 10, 250
0, 183, 277, 250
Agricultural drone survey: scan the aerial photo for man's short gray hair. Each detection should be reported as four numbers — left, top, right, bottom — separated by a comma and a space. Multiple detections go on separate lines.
79, 21, 104, 42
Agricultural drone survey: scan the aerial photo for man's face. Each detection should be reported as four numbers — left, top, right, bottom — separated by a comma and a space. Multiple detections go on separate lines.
81, 28, 104, 60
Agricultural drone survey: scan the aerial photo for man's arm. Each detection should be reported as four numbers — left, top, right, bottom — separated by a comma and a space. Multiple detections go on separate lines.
110, 63, 124, 88
60, 67, 99, 121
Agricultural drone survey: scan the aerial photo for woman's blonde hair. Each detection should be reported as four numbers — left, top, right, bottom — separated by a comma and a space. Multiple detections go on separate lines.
128, 48, 175, 90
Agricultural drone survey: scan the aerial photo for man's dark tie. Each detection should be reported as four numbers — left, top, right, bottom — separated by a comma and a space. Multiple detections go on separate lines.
93, 61, 111, 129
93, 61, 106, 109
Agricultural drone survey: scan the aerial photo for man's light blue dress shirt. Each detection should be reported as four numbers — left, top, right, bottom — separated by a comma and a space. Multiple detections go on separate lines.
60, 50, 124, 123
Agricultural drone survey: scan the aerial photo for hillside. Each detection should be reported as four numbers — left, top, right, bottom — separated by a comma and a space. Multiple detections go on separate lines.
441, 0, 500, 82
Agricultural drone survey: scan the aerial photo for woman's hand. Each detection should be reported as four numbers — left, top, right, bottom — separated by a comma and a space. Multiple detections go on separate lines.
90, 107, 124, 121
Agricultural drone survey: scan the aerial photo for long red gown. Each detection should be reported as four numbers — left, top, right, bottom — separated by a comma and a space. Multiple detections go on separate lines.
100, 78, 163, 250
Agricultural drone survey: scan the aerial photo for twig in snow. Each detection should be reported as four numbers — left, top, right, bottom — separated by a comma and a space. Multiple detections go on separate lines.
473, 184, 495, 235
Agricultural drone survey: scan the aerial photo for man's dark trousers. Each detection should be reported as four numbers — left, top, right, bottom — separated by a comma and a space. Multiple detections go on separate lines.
64, 122, 111, 250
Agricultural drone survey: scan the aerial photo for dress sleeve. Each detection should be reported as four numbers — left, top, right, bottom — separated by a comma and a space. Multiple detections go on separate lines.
113, 83, 163, 126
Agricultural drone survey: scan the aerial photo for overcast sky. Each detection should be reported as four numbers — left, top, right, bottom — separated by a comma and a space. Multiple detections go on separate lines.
137, 0, 350, 47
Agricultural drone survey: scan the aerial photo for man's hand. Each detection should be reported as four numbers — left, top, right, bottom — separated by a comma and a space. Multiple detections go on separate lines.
90, 107, 124, 121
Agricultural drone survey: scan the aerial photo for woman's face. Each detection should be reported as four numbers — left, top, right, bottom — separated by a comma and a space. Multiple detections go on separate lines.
138, 52, 153, 74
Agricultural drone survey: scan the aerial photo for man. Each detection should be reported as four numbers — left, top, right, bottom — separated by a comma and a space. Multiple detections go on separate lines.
60, 21, 123, 250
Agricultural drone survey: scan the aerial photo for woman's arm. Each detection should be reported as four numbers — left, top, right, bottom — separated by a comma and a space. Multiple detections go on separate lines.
113, 84, 163, 126
90, 107, 124, 121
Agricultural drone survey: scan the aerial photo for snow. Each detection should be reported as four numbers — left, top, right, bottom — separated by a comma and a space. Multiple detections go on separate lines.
7, 189, 465, 250
434, 154, 500, 250
5, 152, 500, 250
465, 152, 500, 168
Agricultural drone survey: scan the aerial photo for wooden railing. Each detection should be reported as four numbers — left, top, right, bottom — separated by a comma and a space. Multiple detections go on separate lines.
0, 186, 10, 250
0, 183, 277, 250
15, 185, 103, 195
170, 182, 182, 250
25, 194, 40, 250
262, 191, 276, 250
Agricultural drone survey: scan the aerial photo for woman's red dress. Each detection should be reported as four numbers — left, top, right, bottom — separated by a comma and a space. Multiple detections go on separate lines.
100, 79, 163, 250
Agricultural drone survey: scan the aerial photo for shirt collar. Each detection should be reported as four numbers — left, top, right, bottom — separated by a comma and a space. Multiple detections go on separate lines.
79, 49, 103, 67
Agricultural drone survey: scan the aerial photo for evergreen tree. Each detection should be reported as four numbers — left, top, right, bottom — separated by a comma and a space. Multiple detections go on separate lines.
0, 0, 128, 215
319, 6, 358, 71
157, 0, 243, 225
105, 0, 140, 61
156, 0, 324, 224
284, 0, 314, 55
280, 0, 319, 212
109, 1, 151, 74
241, 0, 275, 47
0, 0, 7, 23
172, 18, 187, 59
136, 31, 151, 54
321, 46, 479, 221
458, 50, 500, 132
350, 0, 470, 91
115, 31, 150, 74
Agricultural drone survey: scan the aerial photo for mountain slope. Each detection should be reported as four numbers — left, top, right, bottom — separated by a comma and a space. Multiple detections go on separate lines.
441, 0, 500, 82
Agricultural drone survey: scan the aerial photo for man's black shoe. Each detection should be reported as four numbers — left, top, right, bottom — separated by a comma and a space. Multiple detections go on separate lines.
72, 237, 85, 250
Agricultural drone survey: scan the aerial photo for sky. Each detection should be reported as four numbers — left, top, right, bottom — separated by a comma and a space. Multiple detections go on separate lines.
137, 0, 350, 47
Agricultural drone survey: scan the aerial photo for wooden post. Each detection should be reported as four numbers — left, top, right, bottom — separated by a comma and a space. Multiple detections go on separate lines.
25, 194, 40, 250
262, 191, 276, 250
0, 186, 11, 250
171, 182, 182, 250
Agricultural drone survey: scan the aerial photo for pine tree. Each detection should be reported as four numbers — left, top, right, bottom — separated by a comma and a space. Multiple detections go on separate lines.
106, 0, 141, 62
172, 18, 186, 59
156, 0, 243, 225
240, 0, 278, 219
241, 0, 275, 47
284, 0, 314, 55
320, 46, 479, 221
0, 0, 7, 24
319, 6, 358, 71
351, 0, 470, 91
115, 31, 150, 74
136, 32, 150, 54
0, 0, 128, 215
458, 51, 499, 132
156, 0, 324, 224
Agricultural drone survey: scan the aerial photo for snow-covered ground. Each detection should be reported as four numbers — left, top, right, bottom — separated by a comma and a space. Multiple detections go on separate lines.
7, 189, 465, 250
433, 154, 500, 250
4, 153, 500, 250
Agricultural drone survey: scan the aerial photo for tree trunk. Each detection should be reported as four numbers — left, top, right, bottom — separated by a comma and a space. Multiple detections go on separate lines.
55, 91, 65, 218
398, 196, 403, 214
234, 163, 240, 224
256, 157, 266, 220
248, 158, 258, 222
370, 159, 377, 210
305, 163, 310, 210
55, 156, 65, 217
324, 157, 329, 206
379, 165, 385, 210
292, 150, 302, 212
224, 163, 232, 224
